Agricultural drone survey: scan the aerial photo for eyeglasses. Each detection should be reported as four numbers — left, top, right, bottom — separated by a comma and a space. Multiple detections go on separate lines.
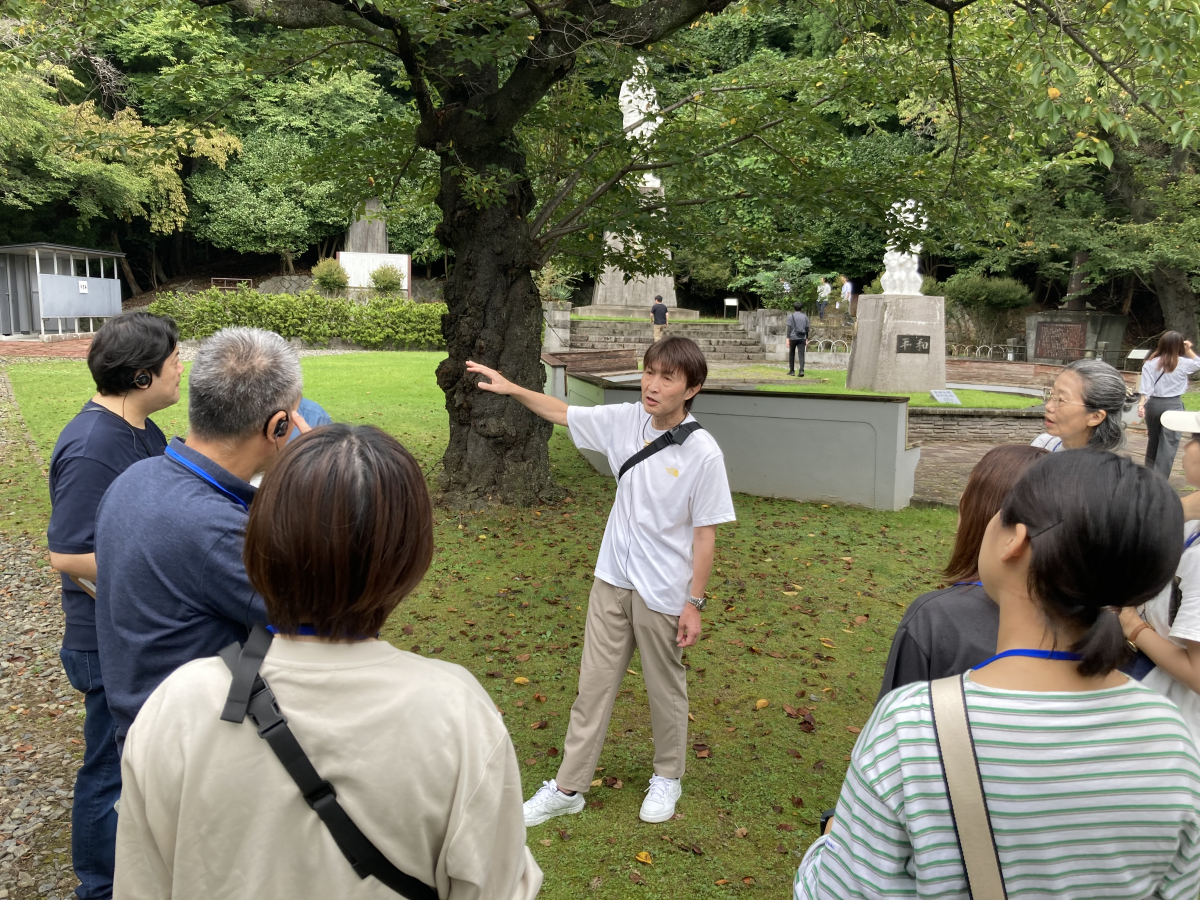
1042, 389, 1088, 409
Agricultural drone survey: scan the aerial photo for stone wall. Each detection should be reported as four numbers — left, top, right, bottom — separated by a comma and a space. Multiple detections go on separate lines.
945, 357, 1139, 389
737, 309, 788, 361
907, 407, 1045, 443
258, 275, 313, 294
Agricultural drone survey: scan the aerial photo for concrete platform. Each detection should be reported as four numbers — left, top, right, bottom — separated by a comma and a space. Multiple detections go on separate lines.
573, 305, 700, 319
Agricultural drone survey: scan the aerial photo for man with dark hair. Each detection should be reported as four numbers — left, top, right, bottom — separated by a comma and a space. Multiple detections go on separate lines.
466, 335, 735, 826
787, 301, 810, 377
46, 310, 182, 900
651, 294, 669, 342
94, 327, 309, 750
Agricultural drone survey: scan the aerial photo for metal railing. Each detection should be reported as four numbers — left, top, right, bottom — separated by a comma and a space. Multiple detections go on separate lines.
806, 338, 852, 353
946, 343, 1028, 361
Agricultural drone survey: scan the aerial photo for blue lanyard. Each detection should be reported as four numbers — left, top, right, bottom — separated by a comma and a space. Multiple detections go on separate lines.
164, 446, 249, 512
954, 580, 983, 586
1186, 530, 1200, 550
974, 648, 1082, 669
266, 624, 379, 639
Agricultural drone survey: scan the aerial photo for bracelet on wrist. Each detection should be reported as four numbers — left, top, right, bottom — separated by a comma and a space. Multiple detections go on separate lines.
1127, 620, 1151, 648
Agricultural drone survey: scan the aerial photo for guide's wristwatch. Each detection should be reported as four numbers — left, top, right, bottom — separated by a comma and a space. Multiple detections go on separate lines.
686, 594, 707, 612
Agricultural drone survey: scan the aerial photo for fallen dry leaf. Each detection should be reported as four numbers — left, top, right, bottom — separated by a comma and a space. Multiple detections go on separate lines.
635, 851, 653, 865
755, 699, 770, 710
772, 804, 783, 813
812, 759, 826, 772
524, 758, 538, 766
776, 843, 789, 854
743, 876, 756, 885
854, 615, 869, 625
513, 677, 530, 685
777, 823, 795, 832
819, 638, 836, 649
694, 742, 712, 759
767, 650, 784, 658
786, 748, 803, 759
534, 693, 547, 702
735, 827, 748, 838
589, 876, 602, 890
846, 725, 862, 734
628, 871, 645, 885
486, 670, 503, 678
589, 800, 604, 809
557, 829, 572, 841
748, 646, 762, 654
516, 654, 531, 662
539, 839, 552, 846
402, 624, 414, 635
591, 779, 603, 787
547, 747, 559, 756
782, 704, 800, 719
627, 668, 638, 675
715, 879, 730, 886
863, 646, 875, 653
530, 720, 548, 730
791, 796, 804, 808
800, 712, 816, 733
688, 712, 695, 722
603, 776, 624, 789
781, 590, 797, 596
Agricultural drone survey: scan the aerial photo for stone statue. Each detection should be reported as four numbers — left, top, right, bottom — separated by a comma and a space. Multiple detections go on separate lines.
618, 59, 663, 193
880, 199, 926, 295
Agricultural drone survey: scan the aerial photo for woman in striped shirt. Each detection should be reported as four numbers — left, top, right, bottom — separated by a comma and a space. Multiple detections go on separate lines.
796, 451, 1200, 899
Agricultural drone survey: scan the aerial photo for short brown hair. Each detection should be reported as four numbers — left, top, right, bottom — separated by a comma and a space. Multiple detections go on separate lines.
943, 444, 1048, 582
244, 424, 434, 638
643, 336, 708, 411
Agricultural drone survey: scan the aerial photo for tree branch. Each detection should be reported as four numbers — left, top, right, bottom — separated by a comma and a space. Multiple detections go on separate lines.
944, 9, 965, 194
1012, 0, 1166, 124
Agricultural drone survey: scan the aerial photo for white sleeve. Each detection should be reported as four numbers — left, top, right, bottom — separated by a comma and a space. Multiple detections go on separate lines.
1170, 546, 1200, 644
690, 455, 737, 527
1031, 433, 1061, 451
566, 403, 627, 455
1139, 359, 1158, 395
1181, 357, 1200, 376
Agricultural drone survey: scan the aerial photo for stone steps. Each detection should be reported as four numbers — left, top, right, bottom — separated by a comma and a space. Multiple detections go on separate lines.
568, 316, 768, 363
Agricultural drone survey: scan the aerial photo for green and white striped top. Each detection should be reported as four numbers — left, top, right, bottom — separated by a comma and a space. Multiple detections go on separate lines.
794, 677, 1200, 899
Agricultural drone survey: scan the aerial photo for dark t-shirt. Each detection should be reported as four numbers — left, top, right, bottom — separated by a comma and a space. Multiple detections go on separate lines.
47, 402, 168, 651
94, 437, 267, 743
876, 583, 998, 701
651, 303, 669, 325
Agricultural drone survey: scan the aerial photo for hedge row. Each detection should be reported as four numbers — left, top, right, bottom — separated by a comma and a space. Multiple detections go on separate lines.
148, 288, 447, 350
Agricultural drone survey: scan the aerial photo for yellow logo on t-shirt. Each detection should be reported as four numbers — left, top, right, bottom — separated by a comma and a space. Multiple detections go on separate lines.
665, 467, 679, 477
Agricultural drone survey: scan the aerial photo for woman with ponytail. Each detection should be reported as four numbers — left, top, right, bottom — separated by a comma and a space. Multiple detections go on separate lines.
795, 451, 1200, 900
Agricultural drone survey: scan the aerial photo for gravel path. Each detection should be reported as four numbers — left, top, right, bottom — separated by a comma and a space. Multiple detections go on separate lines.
0, 371, 85, 900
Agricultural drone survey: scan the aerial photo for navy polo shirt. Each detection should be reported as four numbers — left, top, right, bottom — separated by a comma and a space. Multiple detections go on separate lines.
47, 402, 168, 651
94, 437, 267, 743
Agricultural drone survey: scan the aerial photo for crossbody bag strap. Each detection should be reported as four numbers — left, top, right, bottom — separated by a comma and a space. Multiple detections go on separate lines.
616, 420, 704, 481
930, 675, 1008, 900
219, 629, 438, 900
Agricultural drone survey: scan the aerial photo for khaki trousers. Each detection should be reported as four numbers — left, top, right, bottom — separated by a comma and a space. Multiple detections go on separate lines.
653, 324, 666, 342
555, 578, 689, 793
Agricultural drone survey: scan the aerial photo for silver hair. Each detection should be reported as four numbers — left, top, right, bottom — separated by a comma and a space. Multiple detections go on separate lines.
188, 328, 302, 440
1065, 358, 1133, 451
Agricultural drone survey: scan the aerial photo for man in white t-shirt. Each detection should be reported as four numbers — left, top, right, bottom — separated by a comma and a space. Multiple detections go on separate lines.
466, 337, 736, 826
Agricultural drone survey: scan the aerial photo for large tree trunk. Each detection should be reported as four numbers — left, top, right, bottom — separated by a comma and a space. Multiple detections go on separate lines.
434, 142, 565, 507
1152, 264, 1199, 342
1066, 251, 1089, 310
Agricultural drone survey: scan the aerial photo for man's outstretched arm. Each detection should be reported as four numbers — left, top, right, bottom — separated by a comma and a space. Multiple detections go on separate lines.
466, 360, 569, 426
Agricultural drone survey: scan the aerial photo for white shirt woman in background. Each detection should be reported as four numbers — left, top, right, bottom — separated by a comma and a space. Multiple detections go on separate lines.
1124, 413, 1200, 741
1137, 331, 1200, 478
1031, 358, 1132, 452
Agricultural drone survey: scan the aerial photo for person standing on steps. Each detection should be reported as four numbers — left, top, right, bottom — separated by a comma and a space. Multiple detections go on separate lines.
651, 294, 669, 342
786, 301, 810, 377
46, 311, 183, 900
816, 278, 831, 319
465, 336, 736, 826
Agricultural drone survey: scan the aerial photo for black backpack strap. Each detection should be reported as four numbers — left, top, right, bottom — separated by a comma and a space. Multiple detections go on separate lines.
616, 420, 704, 481
219, 630, 438, 900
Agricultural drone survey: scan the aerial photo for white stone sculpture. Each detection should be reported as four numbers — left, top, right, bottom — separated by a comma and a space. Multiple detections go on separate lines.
619, 59, 663, 192
880, 199, 927, 295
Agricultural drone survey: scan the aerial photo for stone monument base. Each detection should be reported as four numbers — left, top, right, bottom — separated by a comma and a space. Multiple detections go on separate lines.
574, 305, 699, 319
847, 294, 947, 392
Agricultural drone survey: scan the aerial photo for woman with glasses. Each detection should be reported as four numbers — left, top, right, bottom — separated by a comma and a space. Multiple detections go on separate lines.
1137, 331, 1200, 477
1032, 358, 1132, 452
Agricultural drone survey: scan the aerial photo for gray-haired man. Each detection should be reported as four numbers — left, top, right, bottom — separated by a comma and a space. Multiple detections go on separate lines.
94, 328, 309, 748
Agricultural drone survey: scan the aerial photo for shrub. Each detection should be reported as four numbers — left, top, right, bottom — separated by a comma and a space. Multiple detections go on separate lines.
942, 274, 1032, 310
370, 265, 406, 294
149, 288, 446, 350
312, 258, 349, 294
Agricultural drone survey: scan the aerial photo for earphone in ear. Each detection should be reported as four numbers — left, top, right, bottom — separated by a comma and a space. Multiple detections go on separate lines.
132, 371, 152, 389
263, 409, 290, 440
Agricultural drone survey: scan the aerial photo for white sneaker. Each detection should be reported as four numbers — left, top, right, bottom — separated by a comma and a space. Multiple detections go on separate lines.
523, 779, 585, 827
639, 774, 681, 823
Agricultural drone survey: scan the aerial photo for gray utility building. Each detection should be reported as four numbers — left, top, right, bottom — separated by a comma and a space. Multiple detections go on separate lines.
0, 243, 124, 337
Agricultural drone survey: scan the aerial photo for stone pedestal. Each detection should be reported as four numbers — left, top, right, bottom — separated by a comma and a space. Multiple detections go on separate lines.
1024, 310, 1128, 364
846, 294, 946, 392
345, 198, 388, 254
541, 301, 572, 352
